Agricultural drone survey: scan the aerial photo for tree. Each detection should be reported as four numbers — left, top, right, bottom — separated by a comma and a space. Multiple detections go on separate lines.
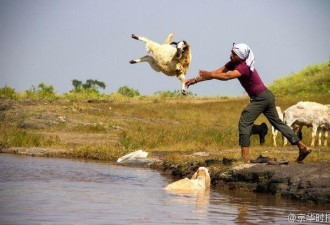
72, 79, 83, 90
72, 79, 106, 92
82, 79, 106, 90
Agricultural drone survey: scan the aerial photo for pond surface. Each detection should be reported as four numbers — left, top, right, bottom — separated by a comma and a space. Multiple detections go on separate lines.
0, 154, 328, 225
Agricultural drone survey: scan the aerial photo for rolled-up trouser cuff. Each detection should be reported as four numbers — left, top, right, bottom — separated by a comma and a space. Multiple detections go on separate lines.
289, 136, 300, 145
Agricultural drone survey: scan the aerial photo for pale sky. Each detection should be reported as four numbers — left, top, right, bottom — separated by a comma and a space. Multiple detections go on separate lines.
1, 0, 329, 96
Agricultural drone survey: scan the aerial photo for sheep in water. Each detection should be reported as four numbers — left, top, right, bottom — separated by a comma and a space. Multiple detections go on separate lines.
164, 167, 210, 191
129, 33, 192, 95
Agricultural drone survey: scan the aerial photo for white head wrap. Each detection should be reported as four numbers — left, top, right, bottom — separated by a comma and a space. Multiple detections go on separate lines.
232, 43, 255, 71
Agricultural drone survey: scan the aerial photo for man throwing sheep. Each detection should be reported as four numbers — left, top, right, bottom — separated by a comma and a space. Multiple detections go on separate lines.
186, 43, 312, 163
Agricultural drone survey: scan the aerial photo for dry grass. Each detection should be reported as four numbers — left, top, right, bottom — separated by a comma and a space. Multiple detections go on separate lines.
0, 95, 329, 163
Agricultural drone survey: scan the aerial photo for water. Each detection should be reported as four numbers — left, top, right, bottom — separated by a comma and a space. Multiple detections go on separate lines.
0, 154, 328, 225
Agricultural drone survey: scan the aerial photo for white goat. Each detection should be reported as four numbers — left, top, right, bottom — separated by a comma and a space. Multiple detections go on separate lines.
271, 106, 301, 146
130, 33, 191, 95
283, 101, 330, 146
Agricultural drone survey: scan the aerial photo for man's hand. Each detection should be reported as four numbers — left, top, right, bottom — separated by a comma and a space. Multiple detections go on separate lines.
185, 78, 197, 88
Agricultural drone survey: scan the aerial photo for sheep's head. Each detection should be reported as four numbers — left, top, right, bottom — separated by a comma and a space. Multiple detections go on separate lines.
192, 167, 209, 179
171, 40, 190, 59
195, 167, 211, 188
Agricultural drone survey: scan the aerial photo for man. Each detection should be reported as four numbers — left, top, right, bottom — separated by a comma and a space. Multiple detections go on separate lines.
185, 43, 311, 163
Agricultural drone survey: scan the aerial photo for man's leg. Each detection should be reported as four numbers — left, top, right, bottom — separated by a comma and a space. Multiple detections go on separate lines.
263, 91, 311, 162
239, 101, 265, 160
264, 104, 300, 145
241, 147, 250, 161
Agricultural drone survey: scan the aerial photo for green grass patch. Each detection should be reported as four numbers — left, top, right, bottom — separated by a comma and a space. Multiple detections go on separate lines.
0, 127, 61, 148
268, 62, 330, 97
72, 124, 108, 133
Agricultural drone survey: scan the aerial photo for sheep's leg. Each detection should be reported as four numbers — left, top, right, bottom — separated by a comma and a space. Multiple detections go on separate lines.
272, 128, 278, 147
131, 34, 150, 43
163, 33, 174, 44
177, 74, 187, 95
317, 128, 322, 146
324, 130, 328, 146
283, 126, 289, 146
131, 34, 161, 57
129, 55, 161, 72
283, 136, 288, 146
319, 128, 328, 146
311, 125, 317, 147
283, 128, 289, 146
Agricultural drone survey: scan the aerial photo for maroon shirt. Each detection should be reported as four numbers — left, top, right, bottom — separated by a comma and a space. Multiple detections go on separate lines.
225, 61, 267, 97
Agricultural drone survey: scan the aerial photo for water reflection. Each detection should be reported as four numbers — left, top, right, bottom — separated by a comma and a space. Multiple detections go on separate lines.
0, 154, 328, 225
166, 189, 210, 213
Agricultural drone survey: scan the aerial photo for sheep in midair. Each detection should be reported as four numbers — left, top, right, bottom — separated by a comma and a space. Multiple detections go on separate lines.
129, 33, 192, 95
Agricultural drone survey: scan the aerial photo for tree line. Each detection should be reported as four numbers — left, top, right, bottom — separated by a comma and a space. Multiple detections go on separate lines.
0, 78, 194, 100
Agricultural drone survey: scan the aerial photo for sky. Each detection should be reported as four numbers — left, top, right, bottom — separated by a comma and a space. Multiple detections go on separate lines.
0, 0, 329, 96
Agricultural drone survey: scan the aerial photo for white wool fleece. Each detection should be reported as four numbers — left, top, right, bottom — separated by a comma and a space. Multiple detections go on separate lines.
232, 43, 255, 71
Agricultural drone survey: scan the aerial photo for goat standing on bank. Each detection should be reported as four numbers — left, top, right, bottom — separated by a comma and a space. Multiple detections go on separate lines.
283, 101, 329, 147
272, 106, 303, 147
130, 33, 191, 95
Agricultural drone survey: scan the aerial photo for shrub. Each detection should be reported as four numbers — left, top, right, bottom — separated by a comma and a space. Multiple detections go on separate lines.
64, 88, 106, 101
117, 86, 140, 97
25, 83, 58, 100
154, 89, 195, 98
0, 86, 18, 99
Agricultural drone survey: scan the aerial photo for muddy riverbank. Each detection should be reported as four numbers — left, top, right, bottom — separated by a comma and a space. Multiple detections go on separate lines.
1, 147, 329, 204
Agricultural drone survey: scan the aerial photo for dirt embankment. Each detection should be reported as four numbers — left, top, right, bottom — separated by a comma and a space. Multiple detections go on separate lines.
159, 156, 330, 204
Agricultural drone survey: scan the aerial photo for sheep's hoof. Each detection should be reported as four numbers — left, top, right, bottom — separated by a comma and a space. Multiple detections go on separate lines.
131, 34, 139, 40
129, 60, 137, 64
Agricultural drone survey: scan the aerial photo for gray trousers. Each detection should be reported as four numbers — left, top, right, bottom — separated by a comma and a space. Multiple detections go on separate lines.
238, 90, 300, 147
